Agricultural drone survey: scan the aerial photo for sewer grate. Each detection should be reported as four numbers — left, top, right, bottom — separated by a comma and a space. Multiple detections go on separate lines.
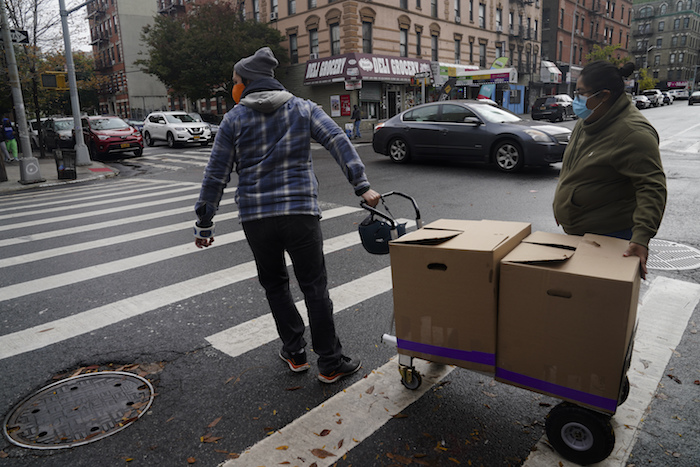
648, 239, 700, 271
3, 371, 154, 450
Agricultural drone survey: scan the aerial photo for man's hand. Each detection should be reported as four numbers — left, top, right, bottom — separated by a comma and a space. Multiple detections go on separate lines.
361, 189, 381, 208
624, 242, 648, 280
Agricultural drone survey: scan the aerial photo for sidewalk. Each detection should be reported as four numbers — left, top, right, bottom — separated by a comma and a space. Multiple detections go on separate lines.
0, 151, 119, 195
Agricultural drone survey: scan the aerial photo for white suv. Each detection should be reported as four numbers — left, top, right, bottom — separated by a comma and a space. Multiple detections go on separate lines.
142, 111, 212, 148
641, 89, 663, 107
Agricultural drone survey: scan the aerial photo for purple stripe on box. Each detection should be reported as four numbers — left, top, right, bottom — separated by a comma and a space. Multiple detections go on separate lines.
397, 339, 495, 366
495, 368, 618, 412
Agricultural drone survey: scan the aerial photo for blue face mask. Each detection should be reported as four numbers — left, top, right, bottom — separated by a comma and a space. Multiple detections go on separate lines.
572, 91, 602, 120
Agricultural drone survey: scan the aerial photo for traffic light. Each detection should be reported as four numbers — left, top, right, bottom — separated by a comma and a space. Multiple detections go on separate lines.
40, 72, 69, 91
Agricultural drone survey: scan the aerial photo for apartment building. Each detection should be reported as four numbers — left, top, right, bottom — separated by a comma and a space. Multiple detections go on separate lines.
630, 0, 700, 90
87, 0, 169, 119
541, 0, 632, 94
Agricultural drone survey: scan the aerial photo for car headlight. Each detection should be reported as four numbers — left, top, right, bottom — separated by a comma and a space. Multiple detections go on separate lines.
524, 129, 553, 142
174, 127, 186, 131
98, 135, 110, 140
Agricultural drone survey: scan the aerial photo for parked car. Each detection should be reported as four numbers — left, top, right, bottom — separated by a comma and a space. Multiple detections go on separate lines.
188, 112, 221, 137
42, 117, 75, 151
688, 91, 700, 105
126, 119, 144, 132
632, 95, 651, 109
80, 115, 143, 158
372, 100, 572, 173
641, 89, 663, 107
661, 92, 674, 105
28, 118, 47, 149
531, 94, 575, 122
142, 111, 212, 148
669, 89, 689, 100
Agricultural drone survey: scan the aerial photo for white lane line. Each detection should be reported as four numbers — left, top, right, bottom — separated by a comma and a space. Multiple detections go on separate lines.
0, 180, 147, 206
523, 276, 700, 467
220, 357, 454, 467
0, 185, 200, 221
0, 206, 363, 301
0, 181, 196, 214
659, 121, 700, 149
207, 267, 394, 357
0, 212, 240, 268
0, 213, 381, 361
130, 160, 185, 171
0, 198, 237, 248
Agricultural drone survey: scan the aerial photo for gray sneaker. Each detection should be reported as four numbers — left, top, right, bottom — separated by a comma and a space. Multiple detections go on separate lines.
317, 356, 361, 383
279, 349, 310, 373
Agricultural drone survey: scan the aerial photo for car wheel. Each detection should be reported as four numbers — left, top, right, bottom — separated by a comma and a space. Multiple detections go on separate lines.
88, 142, 98, 159
388, 137, 411, 164
134, 147, 143, 157
167, 132, 176, 148
144, 131, 154, 147
493, 139, 524, 173
200, 140, 209, 147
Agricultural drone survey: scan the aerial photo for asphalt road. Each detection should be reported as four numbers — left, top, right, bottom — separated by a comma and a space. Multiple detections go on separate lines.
0, 102, 699, 467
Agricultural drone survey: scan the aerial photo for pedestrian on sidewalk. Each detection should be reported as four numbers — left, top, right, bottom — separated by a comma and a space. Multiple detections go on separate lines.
0, 122, 11, 162
194, 47, 381, 384
2, 118, 19, 162
553, 60, 666, 280
351, 105, 362, 139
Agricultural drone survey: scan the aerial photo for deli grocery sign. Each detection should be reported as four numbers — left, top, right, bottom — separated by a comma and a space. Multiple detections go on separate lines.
304, 53, 432, 85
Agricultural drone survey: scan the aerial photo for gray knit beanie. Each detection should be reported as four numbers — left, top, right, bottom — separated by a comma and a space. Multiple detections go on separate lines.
233, 47, 279, 81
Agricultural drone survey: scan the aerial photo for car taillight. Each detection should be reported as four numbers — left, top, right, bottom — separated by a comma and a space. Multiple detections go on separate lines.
551, 103, 559, 107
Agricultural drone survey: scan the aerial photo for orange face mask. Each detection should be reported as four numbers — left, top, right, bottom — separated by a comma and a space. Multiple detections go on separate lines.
232, 83, 245, 104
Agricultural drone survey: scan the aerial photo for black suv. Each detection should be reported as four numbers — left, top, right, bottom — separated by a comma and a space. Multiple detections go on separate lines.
531, 95, 575, 122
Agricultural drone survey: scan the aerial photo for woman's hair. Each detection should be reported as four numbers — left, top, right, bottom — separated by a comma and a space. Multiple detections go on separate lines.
580, 60, 636, 99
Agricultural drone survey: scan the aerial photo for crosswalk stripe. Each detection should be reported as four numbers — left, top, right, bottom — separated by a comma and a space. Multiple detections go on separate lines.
141, 156, 208, 167
0, 212, 382, 361
220, 357, 455, 467
0, 206, 363, 301
0, 179, 147, 206
206, 267, 394, 358
130, 160, 185, 171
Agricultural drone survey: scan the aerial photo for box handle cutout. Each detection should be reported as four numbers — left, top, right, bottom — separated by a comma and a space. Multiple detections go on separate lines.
547, 289, 572, 299
427, 263, 447, 271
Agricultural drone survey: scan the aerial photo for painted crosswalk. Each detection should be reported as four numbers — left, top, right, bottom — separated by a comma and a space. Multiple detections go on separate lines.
1, 177, 699, 466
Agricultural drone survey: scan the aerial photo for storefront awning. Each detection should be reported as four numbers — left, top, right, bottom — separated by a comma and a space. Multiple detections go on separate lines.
541, 61, 562, 84
303, 53, 432, 86
431, 62, 480, 86
433, 64, 518, 86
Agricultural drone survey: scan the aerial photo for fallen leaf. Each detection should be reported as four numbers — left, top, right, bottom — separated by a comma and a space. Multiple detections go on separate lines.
311, 448, 336, 459
208, 417, 222, 428
482, 391, 497, 398
694, 380, 700, 385
366, 385, 375, 394
227, 453, 240, 458
449, 458, 461, 464
276, 446, 289, 450
337, 439, 344, 449
201, 434, 223, 443
317, 429, 331, 437
667, 374, 682, 384
336, 419, 343, 425
214, 449, 228, 454
187, 457, 196, 464
539, 402, 551, 407
392, 413, 409, 419
285, 386, 302, 391
0, 451, 8, 459
125, 459, 133, 462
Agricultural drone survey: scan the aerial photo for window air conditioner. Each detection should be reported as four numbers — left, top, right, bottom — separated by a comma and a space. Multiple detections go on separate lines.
309, 52, 319, 59
270, 11, 278, 21
497, 24, 503, 32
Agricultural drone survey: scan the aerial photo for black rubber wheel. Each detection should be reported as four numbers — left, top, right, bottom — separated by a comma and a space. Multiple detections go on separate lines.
133, 147, 143, 157
167, 132, 176, 148
201, 140, 209, 147
88, 142, 98, 159
618, 375, 630, 406
493, 139, 524, 173
388, 137, 411, 164
400, 369, 422, 390
144, 132, 154, 147
545, 402, 615, 465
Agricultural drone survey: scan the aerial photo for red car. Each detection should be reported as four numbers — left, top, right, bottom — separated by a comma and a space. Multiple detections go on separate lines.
81, 116, 143, 158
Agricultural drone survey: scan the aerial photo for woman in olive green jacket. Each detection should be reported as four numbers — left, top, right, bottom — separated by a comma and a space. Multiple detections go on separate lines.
553, 61, 667, 279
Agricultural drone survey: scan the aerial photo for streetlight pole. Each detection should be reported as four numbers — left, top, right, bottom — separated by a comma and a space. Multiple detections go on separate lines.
59, 0, 94, 166
567, 0, 579, 95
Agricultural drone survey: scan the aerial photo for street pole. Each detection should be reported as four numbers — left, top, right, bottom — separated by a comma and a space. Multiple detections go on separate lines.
59, 0, 94, 166
567, 0, 579, 96
1, 0, 35, 165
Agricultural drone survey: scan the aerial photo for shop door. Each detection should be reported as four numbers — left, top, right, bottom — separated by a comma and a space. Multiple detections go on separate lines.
388, 91, 399, 118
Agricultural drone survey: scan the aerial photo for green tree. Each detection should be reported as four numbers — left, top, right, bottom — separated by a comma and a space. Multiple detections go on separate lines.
636, 67, 658, 92
138, 2, 287, 107
585, 44, 630, 66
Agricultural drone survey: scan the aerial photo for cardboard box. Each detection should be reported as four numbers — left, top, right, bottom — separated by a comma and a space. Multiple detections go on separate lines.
496, 232, 641, 414
389, 219, 531, 373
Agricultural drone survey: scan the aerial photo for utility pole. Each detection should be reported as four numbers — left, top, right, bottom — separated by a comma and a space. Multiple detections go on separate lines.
59, 0, 94, 166
1, 0, 44, 183
567, 0, 579, 96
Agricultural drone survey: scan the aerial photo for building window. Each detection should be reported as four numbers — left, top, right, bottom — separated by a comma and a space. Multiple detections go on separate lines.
560, 8, 564, 28
253, 0, 260, 21
330, 23, 340, 55
496, 8, 502, 30
670, 53, 675, 63
660, 3, 667, 13
310, 28, 319, 55
680, 35, 686, 45
455, 0, 461, 21
272, 0, 278, 17
678, 52, 684, 62
479, 3, 485, 27
534, 19, 538, 40
509, 11, 514, 33
308, 0, 316, 8
559, 40, 563, 61
654, 54, 660, 65
526, 50, 531, 71
479, 43, 486, 67
288, 0, 295, 14
416, 31, 422, 55
363, 21, 372, 53
401, 0, 408, 8
289, 34, 298, 64
431, 34, 438, 60
496, 42, 503, 57
469, 42, 473, 62
673, 18, 680, 29
658, 21, 664, 31
672, 36, 678, 46
431, 0, 437, 17
454, 39, 461, 63
400, 29, 408, 57
683, 17, 689, 28
676, 0, 682, 10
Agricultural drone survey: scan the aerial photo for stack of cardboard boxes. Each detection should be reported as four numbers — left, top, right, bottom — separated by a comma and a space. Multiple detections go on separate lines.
389, 219, 641, 414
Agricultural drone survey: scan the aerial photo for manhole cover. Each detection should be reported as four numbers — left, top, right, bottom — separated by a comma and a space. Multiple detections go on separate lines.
3, 371, 154, 450
648, 239, 700, 271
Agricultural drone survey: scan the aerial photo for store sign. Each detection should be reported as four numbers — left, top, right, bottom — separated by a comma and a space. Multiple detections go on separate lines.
304, 53, 431, 85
